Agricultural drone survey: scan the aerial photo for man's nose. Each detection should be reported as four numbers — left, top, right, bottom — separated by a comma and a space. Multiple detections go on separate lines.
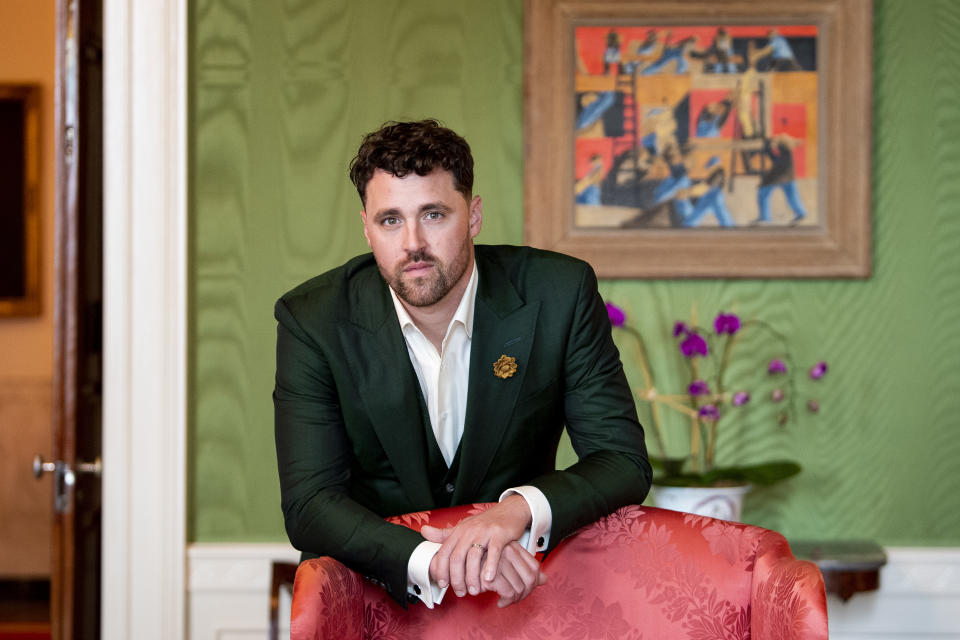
402, 221, 425, 252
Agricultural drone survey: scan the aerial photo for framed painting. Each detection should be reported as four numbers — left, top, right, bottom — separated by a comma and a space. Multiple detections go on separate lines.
0, 85, 40, 316
0, 85, 42, 315
524, 0, 872, 278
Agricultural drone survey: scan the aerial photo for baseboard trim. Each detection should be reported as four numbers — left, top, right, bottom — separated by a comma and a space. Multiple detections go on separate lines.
187, 543, 299, 640
827, 547, 960, 639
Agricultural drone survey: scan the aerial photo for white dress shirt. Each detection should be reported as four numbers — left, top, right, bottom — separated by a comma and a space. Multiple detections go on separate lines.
388, 262, 552, 608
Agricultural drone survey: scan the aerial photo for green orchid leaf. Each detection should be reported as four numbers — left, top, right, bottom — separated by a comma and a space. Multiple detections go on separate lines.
734, 461, 802, 486
649, 456, 688, 477
653, 461, 801, 487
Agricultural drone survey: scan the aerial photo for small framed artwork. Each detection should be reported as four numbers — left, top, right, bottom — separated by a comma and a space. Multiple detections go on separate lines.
0, 85, 42, 315
524, 0, 872, 278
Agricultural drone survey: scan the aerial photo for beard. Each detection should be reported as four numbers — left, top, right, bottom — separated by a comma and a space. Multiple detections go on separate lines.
387, 243, 471, 308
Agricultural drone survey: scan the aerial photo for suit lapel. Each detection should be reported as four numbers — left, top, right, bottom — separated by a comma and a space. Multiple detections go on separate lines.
454, 251, 540, 504
338, 270, 434, 509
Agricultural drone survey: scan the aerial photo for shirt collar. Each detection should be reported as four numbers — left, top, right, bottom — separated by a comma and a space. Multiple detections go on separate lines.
390, 260, 478, 339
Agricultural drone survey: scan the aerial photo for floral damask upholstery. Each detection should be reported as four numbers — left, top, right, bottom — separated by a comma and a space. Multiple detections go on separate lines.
290, 504, 828, 639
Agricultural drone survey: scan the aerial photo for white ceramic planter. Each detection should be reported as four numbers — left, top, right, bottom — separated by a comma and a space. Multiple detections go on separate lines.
653, 484, 752, 521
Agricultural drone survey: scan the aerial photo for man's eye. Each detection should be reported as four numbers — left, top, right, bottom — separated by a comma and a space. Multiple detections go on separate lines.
382, 217, 401, 226
425, 211, 444, 221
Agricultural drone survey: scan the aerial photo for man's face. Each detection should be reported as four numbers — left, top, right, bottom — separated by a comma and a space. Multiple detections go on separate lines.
361, 168, 482, 308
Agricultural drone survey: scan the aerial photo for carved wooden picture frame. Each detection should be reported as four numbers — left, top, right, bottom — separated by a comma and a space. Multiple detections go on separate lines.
524, 0, 872, 278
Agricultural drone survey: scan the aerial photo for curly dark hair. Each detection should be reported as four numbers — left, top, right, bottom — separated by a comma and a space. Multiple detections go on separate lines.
349, 119, 474, 206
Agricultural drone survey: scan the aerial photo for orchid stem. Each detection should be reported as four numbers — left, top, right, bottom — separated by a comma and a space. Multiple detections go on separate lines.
623, 326, 668, 461
705, 419, 718, 470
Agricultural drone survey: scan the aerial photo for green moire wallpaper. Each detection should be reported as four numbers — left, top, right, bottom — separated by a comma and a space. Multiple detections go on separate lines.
189, 0, 960, 546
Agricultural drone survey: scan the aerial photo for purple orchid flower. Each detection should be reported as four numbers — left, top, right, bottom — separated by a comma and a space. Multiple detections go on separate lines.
732, 391, 751, 406
698, 404, 720, 420
768, 359, 787, 375
809, 361, 828, 380
771, 388, 785, 403
680, 332, 709, 358
605, 302, 626, 327
672, 321, 688, 337
688, 379, 710, 396
714, 312, 741, 335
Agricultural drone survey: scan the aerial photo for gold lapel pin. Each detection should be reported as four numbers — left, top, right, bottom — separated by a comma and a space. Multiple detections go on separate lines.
493, 354, 518, 379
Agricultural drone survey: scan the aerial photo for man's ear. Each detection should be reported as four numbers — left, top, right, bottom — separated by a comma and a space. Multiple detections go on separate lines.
469, 195, 483, 239
360, 210, 371, 247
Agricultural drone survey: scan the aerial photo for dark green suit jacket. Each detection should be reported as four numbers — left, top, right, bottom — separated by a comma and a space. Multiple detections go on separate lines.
274, 245, 650, 604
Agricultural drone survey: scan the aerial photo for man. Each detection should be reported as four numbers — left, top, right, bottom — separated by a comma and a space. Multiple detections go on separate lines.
602, 29, 621, 74
695, 95, 733, 138
681, 157, 735, 228
574, 153, 606, 205
754, 28, 803, 72
707, 27, 738, 74
652, 144, 695, 223
754, 131, 807, 224
641, 32, 700, 75
273, 120, 650, 612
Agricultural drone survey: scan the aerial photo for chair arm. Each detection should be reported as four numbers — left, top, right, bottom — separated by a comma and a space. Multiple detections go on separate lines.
291, 556, 365, 640
289, 504, 493, 639
750, 530, 829, 640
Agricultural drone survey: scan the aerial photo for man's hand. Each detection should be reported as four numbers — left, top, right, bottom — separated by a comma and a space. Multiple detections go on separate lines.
421, 495, 538, 601
483, 541, 548, 608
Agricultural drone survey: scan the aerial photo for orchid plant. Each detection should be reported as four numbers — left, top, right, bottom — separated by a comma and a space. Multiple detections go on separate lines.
606, 302, 827, 488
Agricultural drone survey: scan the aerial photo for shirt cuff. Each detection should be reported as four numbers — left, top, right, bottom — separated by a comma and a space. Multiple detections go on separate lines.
407, 540, 447, 608
499, 485, 552, 553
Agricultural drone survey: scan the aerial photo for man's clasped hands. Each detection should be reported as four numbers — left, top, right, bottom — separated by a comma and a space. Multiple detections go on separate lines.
420, 494, 547, 608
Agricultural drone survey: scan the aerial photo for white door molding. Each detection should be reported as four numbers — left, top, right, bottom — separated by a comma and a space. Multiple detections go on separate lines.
101, 0, 188, 638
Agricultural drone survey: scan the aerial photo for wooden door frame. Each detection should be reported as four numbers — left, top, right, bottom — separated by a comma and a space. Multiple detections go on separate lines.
101, 1, 187, 638
53, 0, 104, 636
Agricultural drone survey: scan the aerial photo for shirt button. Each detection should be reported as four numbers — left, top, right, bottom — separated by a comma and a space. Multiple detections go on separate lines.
537, 536, 545, 548
445, 483, 455, 494
413, 584, 422, 595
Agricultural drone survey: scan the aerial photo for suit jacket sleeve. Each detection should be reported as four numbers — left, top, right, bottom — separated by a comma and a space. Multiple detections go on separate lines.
273, 297, 422, 606
524, 263, 652, 543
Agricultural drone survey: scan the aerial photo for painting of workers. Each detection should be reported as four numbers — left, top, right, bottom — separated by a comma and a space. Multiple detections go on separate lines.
573, 25, 818, 230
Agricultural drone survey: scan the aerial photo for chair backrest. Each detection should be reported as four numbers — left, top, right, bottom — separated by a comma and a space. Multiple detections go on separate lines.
292, 503, 828, 640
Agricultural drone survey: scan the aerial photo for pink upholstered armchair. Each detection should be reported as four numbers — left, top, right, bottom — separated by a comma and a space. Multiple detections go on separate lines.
290, 504, 828, 639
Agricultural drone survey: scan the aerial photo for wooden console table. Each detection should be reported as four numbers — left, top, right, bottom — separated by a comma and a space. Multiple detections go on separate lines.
791, 540, 887, 602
